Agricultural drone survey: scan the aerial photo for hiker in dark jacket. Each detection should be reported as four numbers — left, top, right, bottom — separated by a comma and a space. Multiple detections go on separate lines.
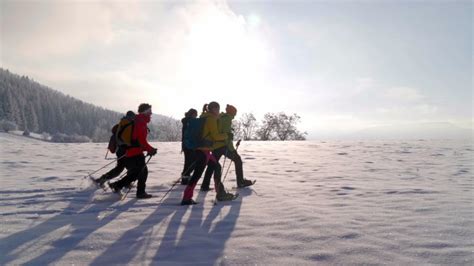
94, 111, 135, 187
109, 103, 157, 199
180, 108, 198, 185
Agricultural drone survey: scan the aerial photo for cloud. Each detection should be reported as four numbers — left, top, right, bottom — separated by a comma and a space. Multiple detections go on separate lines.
383, 86, 424, 102
3, 2, 109, 58
2, 0, 275, 117
1, 0, 469, 139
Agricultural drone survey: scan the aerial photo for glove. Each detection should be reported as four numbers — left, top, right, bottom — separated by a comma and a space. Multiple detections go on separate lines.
148, 148, 157, 156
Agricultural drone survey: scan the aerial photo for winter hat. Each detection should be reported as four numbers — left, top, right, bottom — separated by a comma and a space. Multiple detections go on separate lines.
208, 101, 220, 111
125, 111, 135, 119
138, 103, 152, 114
226, 104, 237, 116
185, 108, 198, 118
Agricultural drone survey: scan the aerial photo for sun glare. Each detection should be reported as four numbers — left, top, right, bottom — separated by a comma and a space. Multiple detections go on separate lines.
181, 8, 268, 97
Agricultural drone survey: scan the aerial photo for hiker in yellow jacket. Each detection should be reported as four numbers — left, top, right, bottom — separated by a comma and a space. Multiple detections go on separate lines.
181, 101, 236, 205
201, 104, 254, 190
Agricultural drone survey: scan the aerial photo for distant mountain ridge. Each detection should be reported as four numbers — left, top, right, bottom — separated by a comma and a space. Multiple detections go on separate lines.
351, 122, 473, 140
0, 68, 179, 142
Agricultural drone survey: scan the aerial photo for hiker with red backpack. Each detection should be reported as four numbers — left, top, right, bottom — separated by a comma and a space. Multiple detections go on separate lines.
109, 103, 157, 199
180, 108, 198, 185
93, 111, 135, 187
181, 101, 236, 205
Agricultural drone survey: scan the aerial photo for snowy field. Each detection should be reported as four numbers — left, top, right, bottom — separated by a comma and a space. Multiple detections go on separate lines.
0, 132, 473, 265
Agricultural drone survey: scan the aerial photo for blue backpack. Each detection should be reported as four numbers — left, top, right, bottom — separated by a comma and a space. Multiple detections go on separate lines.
183, 117, 213, 149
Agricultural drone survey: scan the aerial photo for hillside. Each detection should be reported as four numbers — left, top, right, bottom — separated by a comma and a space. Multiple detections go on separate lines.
0, 68, 179, 142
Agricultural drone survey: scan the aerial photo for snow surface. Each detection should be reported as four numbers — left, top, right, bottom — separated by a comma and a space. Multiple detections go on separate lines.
0, 132, 473, 265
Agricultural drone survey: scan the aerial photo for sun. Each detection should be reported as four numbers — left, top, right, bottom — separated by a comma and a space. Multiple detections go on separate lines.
180, 8, 269, 97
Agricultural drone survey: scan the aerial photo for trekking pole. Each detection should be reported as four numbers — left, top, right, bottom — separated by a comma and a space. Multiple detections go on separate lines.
220, 150, 228, 178
158, 177, 181, 204
121, 155, 153, 200
222, 139, 241, 183
158, 158, 198, 203
219, 135, 235, 181
84, 154, 126, 179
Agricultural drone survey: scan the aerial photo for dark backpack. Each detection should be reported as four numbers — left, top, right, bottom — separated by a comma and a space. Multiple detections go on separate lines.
107, 124, 119, 153
183, 117, 213, 149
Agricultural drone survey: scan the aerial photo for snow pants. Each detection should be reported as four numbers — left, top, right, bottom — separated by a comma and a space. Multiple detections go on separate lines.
101, 148, 126, 180
202, 146, 244, 187
181, 147, 196, 177
182, 150, 224, 201
114, 154, 148, 194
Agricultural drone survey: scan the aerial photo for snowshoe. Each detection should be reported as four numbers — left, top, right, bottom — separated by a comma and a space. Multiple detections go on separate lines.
181, 199, 198, 205
237, 179, 256, 188
108, 182, 121, 193
136, 192, 153, 199
94, 176, 107, 188
216, 192, 238, 201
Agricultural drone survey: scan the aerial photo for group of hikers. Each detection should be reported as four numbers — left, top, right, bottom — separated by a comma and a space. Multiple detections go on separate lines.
92, 102, 254, 205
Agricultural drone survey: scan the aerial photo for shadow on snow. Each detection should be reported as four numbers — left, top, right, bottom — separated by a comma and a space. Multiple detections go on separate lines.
91, 189, 244, 265
1, 183, 245, 265
0, 187, 135, 265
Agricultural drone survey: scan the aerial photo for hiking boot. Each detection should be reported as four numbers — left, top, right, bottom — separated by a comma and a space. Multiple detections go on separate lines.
216, 192, 236, 201
238, 179, 254, 188
108, 182, 121, 193
136, 192, 152, 199
94, 176, 107, 186
181, 199, 198, 205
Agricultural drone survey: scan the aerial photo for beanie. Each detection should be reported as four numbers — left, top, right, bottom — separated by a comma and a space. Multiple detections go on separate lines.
226, 104, 237, 116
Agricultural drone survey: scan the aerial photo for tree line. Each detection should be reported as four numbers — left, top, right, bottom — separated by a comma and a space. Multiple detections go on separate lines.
232, 112, 306, 141
0, 68, 306, 142
0, 68, 180, 142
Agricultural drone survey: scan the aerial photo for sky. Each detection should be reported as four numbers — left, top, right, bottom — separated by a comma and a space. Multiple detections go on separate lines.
1, 0, 472, 139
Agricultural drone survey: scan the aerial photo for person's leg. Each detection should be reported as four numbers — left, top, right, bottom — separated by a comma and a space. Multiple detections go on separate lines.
201, 147, 225, 190
112, 156, 139, 190
135, 155, 149, 197
210, 155, 224, 194
182, 148, 193, 176
210, 154, 235, 201
181, 149, 196, 185
182, 151, 208, 202
100, 161, 126, 180
97, 156, 126, 185
226, 150, 244, 185
200, 165, 212, 190
187, 150, 198, 175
